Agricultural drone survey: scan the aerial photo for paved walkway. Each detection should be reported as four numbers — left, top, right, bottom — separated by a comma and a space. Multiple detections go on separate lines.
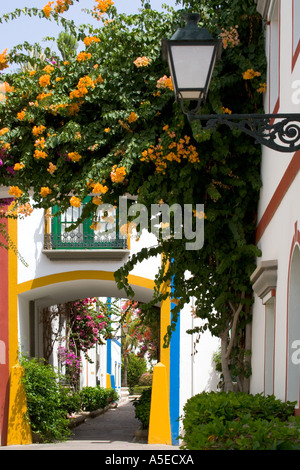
1, 398, 178, 451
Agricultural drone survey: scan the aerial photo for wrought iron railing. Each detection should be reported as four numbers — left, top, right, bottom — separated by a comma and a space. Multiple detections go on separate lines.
44, 202, 128, 251
44, 232, 128, 250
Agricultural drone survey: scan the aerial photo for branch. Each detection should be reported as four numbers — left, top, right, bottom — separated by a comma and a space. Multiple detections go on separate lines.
225, 291, 245, 360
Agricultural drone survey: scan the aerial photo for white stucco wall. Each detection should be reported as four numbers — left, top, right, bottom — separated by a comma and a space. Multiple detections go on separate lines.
251, 0, 300, 403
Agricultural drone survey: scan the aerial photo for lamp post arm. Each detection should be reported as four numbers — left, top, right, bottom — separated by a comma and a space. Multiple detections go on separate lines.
186, 112, 300, 153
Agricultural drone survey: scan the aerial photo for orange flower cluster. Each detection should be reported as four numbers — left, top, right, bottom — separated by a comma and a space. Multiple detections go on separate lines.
34, 137, 46, 149
43, 0, 73, 16
0, 127, 9, 136
68, 151, 82, 162
47, 162, 57, 174
92, 196, 103, 206
43, 1, 54, 17
76, 51, 92, 62
43, 64, 55, 74
93, 0, 114, 19
0, 82, 14, 102
92, 182, 109, 194
17, 110, 26, 121
39, 74, 51, 87
220, 26, 240, 49
84, 36, 100, 46
257, 83, 267, 93
8, 186, 23, 198
127, 112, 138, 123
94, 74, 104, 84
13, 163, 25, 171
156, 75, 173, 91
141, 126, 199, 174
40, 187, 52, 197
37, 92, 52, 101
6, 200, 33, 218
221, 107, 232, 114
0, 49, 9, 71
54, 0, 73, 13
32, 125, 46, 136
69, 75, 95, 100
110, 165, 126, 183
70, 196, 81, 207
242, 69, 261, 80
34, 149, 48, 159
133, 56, 151, 67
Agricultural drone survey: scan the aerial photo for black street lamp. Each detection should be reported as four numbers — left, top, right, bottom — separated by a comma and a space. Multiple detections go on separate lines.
163, 13, 300, 153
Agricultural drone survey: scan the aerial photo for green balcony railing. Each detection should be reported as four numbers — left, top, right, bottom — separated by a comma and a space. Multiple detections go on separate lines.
44, 199, 127, 251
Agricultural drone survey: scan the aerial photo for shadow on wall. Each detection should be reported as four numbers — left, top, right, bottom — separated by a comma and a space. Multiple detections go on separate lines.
7, 365, 32, 446
205, 354, 221, 392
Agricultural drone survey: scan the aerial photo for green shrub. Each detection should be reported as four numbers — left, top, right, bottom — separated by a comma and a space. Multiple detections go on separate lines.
181, 391, 300, 450
133, 387, 152, 429
127, 354, 148, 389
60, 387, 82, 415
106, 387, 119, 404
79, 386, 118, 411
20, 356, 71, 442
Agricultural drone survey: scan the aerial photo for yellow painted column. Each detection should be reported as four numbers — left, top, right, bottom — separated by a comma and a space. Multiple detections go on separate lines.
147, 260, 172, 445
8, 217, 18, 369
106, 373, 112, 388
7, 217, 32, 445
148, 362, 171, 445
6, 364, 32, 446
160, 293, 171, 390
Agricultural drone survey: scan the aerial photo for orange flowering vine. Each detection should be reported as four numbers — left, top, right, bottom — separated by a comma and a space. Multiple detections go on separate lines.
70, 196, 81, 207
76, 51, 92, 62
17, 110, 26, 121
68, 151, 82, 162
156, 75, 173, 91
40, 187, 52, 197
8, 186, 23, 198
14, 163, 25, 171
242, 69, 261, 80
32, 125, 46, 136
127, 112, 138, 124
110, 165, 126, 183
0, 49, 9, 71
39, 74, 51, 87
84, 36, 100, 46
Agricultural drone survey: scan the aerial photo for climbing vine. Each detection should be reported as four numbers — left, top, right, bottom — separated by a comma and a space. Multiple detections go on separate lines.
0, 0, 266, 390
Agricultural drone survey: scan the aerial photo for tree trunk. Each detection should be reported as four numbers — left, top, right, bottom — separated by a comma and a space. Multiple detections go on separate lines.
220, 332, 234, 392
122, 354, 128, 387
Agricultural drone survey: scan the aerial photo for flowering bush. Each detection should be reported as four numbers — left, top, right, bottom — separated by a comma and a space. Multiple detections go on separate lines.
71, 298, 111, 354
0, 0, 267, 389
138, 372, 153, 386
56, 298, 116, 386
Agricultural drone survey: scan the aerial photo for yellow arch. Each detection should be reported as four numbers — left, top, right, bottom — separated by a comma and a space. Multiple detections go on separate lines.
17, 270, 156, 295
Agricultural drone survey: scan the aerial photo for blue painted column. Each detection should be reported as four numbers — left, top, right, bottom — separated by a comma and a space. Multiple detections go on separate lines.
169, 280, 180, 445
106, 297, 115, 389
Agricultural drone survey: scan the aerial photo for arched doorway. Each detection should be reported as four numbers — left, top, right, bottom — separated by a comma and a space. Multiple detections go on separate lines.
287, 244, 300, 407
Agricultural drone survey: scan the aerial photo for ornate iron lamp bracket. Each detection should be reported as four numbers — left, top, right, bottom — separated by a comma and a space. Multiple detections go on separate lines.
186, 111, 300, 153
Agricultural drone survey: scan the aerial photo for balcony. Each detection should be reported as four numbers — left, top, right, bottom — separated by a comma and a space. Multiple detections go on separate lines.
42, 199, 130, 260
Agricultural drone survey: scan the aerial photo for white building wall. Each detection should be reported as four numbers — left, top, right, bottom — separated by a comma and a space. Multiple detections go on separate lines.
251, 0, 300, 406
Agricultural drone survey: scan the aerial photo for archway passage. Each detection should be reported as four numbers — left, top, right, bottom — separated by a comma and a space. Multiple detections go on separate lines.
2, 269, 179, 446
287, 245, 300, 408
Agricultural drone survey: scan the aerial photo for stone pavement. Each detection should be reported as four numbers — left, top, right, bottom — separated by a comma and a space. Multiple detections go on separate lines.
1, 397, 178, 451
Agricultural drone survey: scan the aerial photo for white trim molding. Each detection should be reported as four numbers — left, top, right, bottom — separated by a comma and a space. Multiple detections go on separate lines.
250, 259, 278, 301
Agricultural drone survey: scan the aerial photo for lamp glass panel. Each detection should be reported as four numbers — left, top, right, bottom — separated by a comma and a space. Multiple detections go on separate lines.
170, 44, 215, 91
